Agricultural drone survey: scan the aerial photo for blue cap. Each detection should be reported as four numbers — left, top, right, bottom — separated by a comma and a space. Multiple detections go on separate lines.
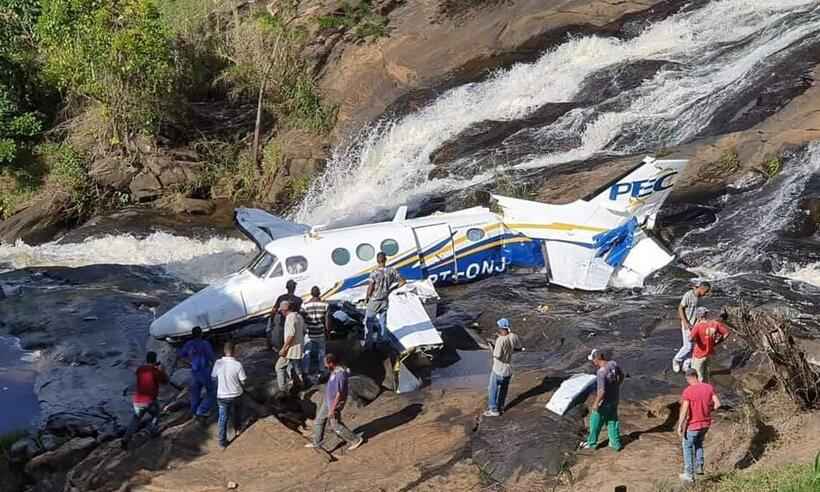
496, 318, 511, 330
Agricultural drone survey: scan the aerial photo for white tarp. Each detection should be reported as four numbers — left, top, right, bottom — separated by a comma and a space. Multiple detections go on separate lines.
545, 373, 597, 415
386, 286, 443, 352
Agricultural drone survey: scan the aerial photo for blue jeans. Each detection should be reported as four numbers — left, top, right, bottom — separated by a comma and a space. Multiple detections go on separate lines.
190, 372, 216, 416
123, 401, 160, 444
674, 327, 693, 363
682, 428, 708, 476
487, 372, 511, 413
217, 396, 242, 447
365, 310, 387, 345
302, 338, 326, 376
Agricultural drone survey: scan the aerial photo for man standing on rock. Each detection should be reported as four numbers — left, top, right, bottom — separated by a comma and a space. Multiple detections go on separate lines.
484, 318, 522, 417
122, 351, 173, 450
267, 280, 302, 351
212, 341, 247, 449
689, 307, 729, 382
302, 286, 330, 383
673, 281, 711, 373
275, 300, 305, 391
677, 368, 721, 482
306, 353, 364, 451
364, 252, 405, 347
176, 326, 216, 421
581, 349, 624, 451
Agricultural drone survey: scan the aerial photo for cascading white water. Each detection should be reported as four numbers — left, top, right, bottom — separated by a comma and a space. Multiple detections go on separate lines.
678, 142, 820, 279
0, 232, 255, 284
293, 0, 820, 225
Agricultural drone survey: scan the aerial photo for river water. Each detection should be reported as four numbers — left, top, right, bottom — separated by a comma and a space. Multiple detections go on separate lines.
1, 0, 819, 443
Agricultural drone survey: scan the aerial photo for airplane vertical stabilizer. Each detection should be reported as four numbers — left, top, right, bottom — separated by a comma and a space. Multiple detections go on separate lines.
588, 157, 688, 228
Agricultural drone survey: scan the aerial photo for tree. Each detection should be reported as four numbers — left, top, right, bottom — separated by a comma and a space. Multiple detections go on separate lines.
217, 2, 332, 168
0, 0, 43, 168
37, 0, 177, 148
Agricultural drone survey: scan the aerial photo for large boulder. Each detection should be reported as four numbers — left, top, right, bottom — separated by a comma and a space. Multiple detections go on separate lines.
0, 191, 73, 245
129, 171, 163, 202
24, 437, 97, 483
88, 157, 138, 189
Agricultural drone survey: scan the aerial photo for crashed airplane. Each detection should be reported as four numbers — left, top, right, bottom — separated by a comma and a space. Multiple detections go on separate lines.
150, 156, 688, 344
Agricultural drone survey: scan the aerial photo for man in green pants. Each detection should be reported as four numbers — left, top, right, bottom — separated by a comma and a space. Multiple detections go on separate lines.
580, 348, 624, 451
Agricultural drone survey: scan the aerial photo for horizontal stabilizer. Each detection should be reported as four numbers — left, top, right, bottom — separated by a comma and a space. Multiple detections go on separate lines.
234, 208, 310, 249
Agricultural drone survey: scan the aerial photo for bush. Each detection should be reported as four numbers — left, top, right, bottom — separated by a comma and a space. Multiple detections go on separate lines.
37, 0, 177, 145
0, 0, 45, 169
38, 142, 96, 216
762, 156, 782, 178
714, 460, 819, 492
317, 0, 389, 41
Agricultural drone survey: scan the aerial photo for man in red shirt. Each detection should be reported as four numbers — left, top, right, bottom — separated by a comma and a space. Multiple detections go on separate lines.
689, 307, 729, 382
676, 368, 721, 482
122, 351, 174, 450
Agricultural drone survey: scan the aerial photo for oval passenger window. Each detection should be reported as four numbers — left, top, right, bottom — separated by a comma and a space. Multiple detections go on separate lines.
331, 248, 350, 266
380, 239, 399, 256
466, 228, 486, 242
356, 243, 375, 261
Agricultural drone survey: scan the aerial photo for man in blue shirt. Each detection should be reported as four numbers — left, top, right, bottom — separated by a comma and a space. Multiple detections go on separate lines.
306, 353, 364, 451
176, 326, 216, 419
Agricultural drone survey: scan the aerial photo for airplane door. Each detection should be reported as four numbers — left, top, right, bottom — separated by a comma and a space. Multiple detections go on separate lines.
412, 224, 458, 283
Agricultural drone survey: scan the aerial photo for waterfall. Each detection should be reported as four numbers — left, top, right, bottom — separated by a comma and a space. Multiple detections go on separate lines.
293, 0, 820, 226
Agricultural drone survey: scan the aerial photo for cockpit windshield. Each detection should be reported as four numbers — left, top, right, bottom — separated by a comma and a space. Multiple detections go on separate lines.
248, 252, 280, 278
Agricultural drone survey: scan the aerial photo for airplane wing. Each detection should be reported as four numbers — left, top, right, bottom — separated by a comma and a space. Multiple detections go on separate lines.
234, 208, 311, 249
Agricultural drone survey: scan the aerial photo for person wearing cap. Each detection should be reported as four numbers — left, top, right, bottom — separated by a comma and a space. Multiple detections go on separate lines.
483, 318, 523, 417
688, 307, 729, 382
267, 280, 303, 352
676, 368, 721, 482
581, 349, 624, 451
673, 281, 711, 373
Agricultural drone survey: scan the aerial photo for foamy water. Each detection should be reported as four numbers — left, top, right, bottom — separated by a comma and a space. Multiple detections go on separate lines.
678, 142, 820, 276
781, 263, 820, 288
0, 232, 256, 284
294, 0, 820, 225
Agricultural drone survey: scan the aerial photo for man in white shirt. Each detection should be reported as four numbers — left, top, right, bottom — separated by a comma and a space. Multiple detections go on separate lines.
211, 341, 247, 448
275, 300, 305, 392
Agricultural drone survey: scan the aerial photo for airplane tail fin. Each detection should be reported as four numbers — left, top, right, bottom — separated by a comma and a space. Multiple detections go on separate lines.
587, 156, 688, 228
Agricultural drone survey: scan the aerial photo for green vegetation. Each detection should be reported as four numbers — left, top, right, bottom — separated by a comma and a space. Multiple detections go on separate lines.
0, 429, 27, 455
717, 148, 741, 175
761, 156, 783, 178
713, 457, 820, 492
0, 0, 341, 225
317, 0, 389, 41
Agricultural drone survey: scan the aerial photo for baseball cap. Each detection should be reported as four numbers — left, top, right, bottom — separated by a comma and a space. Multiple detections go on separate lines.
496, 318, 511, 331
694, 306, 709, 319
587, 348, 601, 361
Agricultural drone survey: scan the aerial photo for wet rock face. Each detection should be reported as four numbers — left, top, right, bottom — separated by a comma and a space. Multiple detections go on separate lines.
0, 265, 188, 426
0, 192, 74, 246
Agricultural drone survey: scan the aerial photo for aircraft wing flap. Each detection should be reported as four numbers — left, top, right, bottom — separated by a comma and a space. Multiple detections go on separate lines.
234, 208, 310, 249
386, 281, 443, 351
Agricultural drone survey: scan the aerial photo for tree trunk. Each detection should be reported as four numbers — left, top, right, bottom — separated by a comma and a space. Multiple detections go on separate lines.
252, 76, 267, 171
